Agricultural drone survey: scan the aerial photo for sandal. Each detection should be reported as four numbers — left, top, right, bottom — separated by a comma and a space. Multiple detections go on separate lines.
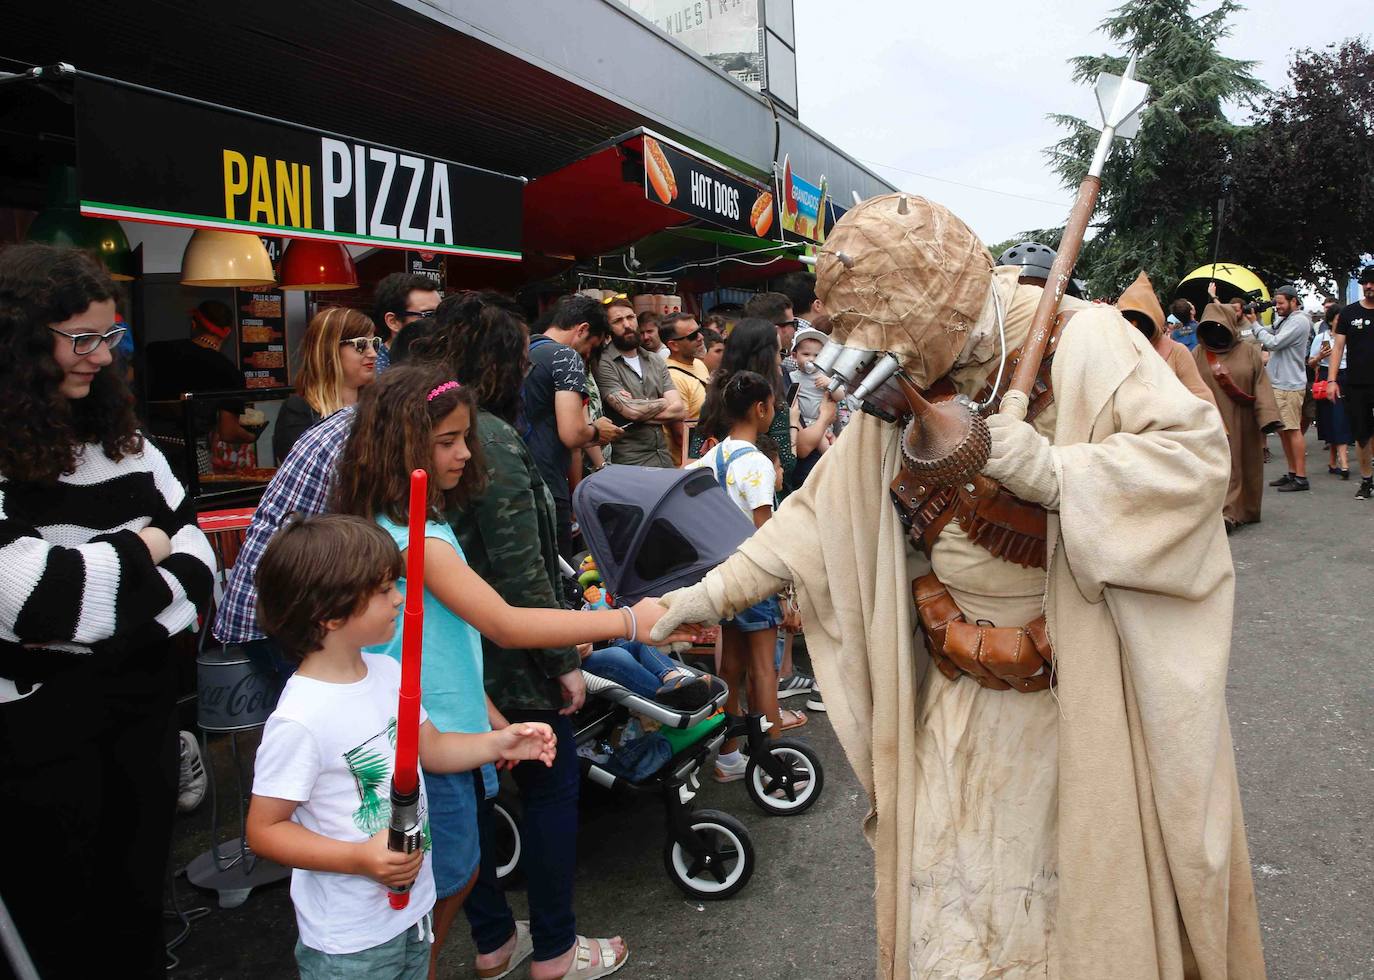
476, 920, 533, 980
557, 936, 628, 979
654, 672, 713, 709
778, 708, 808, 732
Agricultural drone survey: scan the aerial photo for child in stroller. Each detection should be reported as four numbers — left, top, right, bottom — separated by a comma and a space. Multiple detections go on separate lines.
580, 639, 720, 710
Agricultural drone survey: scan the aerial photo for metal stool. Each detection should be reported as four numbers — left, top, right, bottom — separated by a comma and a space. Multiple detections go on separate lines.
184, 646, 290, 908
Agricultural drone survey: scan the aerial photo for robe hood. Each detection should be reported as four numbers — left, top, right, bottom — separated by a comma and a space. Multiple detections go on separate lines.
1115, 271, 1166, 342
1198, 301, 1241, 352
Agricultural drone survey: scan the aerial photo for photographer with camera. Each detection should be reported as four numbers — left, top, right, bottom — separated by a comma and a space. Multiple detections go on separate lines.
1253, 285, 1315, 492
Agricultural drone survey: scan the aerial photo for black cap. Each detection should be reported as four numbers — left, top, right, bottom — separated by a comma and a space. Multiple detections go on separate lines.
1274, 284, 1300, 300
1359, 265, 1374, 285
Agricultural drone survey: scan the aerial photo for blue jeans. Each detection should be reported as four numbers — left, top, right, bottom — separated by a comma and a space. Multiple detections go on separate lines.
464, 711, 579, 963
582, 640, 678, 699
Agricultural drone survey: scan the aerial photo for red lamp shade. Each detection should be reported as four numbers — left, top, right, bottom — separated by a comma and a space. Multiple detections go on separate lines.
278, 239, 358, 291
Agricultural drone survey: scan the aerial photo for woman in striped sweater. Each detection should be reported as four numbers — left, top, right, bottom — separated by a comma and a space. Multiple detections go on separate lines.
0, 244, 215, 977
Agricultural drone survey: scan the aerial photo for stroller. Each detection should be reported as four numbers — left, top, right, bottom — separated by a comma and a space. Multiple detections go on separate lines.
504, 466, 824, 900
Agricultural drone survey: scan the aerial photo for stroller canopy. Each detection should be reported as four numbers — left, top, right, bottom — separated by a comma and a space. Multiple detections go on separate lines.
573, 464, 755, 604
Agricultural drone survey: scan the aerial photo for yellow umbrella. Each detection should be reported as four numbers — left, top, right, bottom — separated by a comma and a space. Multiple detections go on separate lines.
1176, 263, 1273, 325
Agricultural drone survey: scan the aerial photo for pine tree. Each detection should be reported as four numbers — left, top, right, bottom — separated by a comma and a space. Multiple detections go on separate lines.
1045, 0, 1264, 300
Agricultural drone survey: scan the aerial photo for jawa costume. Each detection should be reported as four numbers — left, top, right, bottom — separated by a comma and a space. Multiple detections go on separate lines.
653, 196, 1265, 979
1117, 271, 1218, 411
1193, 302, 1282, 529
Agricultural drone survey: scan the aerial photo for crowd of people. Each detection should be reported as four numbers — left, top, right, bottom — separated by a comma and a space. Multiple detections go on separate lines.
0, 241, 847, 979
4, 226, 1368, 978
1164, 265, 1374, 523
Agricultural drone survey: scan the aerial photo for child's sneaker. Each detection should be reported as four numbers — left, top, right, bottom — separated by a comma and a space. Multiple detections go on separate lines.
177, 731, 207, 814
713, 750, 748, 783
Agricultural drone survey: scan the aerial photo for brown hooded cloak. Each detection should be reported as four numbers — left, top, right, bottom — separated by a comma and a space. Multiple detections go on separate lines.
1193, 302, 1281, 525
1116, 272, 1219, 410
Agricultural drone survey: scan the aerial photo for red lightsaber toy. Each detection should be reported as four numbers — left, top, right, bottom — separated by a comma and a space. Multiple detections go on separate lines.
388, 469, 428, 909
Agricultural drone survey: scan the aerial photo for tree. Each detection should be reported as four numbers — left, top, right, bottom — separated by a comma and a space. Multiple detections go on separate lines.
1045, 0, 1264, 300
1227, 38, 1374, 287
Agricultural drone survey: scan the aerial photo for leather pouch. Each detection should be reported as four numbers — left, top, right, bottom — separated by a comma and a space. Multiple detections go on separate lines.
944, 618, 1053, 692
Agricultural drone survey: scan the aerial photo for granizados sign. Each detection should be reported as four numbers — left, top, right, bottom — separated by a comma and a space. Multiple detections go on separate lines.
74, 75, 523, 259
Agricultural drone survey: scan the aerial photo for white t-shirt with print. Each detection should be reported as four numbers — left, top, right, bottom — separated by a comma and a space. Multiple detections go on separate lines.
687, 437, 775, 517
253, 654, 435, 955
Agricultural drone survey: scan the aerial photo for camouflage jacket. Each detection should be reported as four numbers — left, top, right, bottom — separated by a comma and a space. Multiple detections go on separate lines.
448, 410, 579, 712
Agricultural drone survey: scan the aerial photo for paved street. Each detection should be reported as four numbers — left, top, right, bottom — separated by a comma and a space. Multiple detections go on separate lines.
167, 431, 1371, 979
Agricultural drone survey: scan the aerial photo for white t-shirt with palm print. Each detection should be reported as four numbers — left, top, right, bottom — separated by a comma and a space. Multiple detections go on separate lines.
253, 653, 435, 954
687, 437, 776, 517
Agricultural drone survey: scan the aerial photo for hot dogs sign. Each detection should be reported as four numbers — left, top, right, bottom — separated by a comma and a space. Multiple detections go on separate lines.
641, 133, 775, 239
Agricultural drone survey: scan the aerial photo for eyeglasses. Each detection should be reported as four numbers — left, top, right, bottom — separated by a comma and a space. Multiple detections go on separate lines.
48, 325, 128, 356
340, 336, 383, 354
670, 329, 702, 343
776, 319, 799, 331
402, 308, 436, 320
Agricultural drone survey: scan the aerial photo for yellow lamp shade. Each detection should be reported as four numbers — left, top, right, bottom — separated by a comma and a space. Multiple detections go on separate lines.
180, 229, 277, 288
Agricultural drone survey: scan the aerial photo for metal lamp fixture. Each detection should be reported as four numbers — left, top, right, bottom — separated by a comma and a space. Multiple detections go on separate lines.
180, 229, 277, 288
26, 167, 136, 280
277, 239, 358, 291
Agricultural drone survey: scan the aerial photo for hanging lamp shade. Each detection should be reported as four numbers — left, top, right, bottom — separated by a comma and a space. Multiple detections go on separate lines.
180, 229, 277, 288
27, 207, 137, 280
278, 239, 358, 291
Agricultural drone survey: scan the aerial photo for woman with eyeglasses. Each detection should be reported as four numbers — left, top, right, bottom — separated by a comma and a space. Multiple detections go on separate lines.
274, 306, 380, 461
0, 243, 216, 977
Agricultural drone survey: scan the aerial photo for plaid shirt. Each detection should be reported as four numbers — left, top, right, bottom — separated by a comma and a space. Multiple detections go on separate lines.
212, 407, 355, 644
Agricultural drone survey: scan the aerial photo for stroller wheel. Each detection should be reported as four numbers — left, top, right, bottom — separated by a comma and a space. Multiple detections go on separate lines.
745, 739, 824, 816
663, 809, 755, 900
491, 793, 523, 886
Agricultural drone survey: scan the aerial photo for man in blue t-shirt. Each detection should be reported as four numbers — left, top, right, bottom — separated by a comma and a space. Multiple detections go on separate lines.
521, 295, 617, 556
1169, 298, 1199, 350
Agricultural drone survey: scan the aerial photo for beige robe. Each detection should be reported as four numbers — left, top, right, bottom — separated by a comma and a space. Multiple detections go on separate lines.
711, 288, 1265, 978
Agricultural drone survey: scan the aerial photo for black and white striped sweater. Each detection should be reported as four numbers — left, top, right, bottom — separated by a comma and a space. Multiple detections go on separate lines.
0, 439, 216, 701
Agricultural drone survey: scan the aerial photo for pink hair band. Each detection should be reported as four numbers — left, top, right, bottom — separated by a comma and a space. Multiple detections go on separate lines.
427, 380, 461, 402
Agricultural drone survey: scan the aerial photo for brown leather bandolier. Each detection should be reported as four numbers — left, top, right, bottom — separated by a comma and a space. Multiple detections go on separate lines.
891, 311, 1074, 692
1204, 349, 1256, 405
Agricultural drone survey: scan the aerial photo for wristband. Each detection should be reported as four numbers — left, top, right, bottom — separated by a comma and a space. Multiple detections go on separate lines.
625, 603, 639, 643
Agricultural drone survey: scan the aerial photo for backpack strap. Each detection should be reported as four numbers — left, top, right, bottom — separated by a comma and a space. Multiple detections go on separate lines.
713, 443, 760, 488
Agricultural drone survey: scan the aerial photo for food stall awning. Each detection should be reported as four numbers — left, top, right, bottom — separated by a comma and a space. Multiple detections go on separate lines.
524, 129, 777, 261
62, 70, 524, 259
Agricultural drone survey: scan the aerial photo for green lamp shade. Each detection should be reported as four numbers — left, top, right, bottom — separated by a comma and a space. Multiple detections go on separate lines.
27, 207, 136, 281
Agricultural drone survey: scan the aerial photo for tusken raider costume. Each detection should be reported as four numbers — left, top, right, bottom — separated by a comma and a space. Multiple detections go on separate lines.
652, 194, 1266, 978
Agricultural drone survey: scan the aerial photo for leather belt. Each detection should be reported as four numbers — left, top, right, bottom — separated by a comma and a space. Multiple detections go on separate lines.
912, 572, 1053, 693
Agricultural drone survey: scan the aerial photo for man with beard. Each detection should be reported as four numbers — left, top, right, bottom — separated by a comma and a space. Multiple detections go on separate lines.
650, 195, 1265, 978
596, 299, 685, 467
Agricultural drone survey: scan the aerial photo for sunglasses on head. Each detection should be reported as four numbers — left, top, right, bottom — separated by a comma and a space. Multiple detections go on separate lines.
339, 336, 383, 354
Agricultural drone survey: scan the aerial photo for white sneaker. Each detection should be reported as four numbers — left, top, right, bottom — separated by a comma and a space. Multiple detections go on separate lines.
713, 751, 748, 783
177, 731, 207, 814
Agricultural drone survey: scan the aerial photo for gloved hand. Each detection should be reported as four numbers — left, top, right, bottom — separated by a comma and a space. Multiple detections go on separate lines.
648, 580, 724, 644
982, 412, 1061, 508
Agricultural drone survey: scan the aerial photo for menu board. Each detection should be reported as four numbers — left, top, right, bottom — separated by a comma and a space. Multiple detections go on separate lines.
236, 288, 287, 387
406, 250, 446, 293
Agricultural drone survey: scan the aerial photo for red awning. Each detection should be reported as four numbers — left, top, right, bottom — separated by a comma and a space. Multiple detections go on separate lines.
524, 133, 686, 260
524, 130, 776, 263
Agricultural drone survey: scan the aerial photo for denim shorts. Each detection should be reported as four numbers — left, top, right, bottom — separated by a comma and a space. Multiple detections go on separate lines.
422, 770, 480, 898
295, 917, 430, 979
725, 596, 781, 633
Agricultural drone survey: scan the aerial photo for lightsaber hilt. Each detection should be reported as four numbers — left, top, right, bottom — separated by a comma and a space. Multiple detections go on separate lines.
386, 778, 424, 910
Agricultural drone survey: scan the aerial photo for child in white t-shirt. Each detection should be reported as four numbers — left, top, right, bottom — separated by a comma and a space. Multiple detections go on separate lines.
245, 515, 556, 980
687, 370, 805, 781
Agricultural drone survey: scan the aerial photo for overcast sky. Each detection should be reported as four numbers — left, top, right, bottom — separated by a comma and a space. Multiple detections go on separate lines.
794, 0, 1365, 247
